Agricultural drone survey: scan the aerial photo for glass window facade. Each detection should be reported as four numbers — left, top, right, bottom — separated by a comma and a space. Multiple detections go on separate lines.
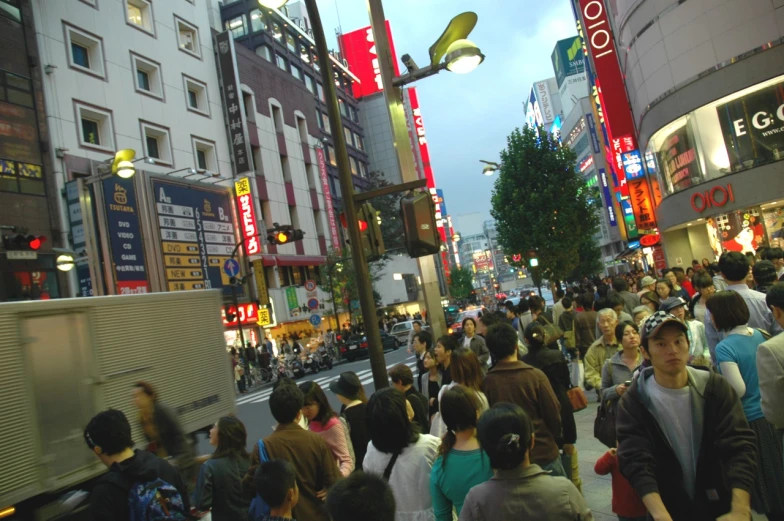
249, 9, 266, 32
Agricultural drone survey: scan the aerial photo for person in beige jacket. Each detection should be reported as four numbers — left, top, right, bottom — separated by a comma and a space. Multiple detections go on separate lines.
584, 309, 620, 393
759, 285, 784, 433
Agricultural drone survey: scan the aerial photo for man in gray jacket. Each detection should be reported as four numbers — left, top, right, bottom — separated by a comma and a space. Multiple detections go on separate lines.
612, 277, 640, 316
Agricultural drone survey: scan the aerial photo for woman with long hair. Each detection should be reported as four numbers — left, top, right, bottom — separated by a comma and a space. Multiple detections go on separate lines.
363, 388, 441, 521
329, 371, 369, 471
431, 348, 489, 437
421, 349, 442, 420
460, 403, 590, 520
299, 381, 354, 477
430, 386, 492, 521
640, 291, 660, 313
707, 291, 784, 519
193, 416, 251, 520
655, 278, 674, 300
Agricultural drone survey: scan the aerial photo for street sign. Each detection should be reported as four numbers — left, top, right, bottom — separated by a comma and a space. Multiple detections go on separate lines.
309, 314, 321, 326
223, 258, 240, 277
305, 279, 317, 292
307, 297, 319, 310
5, 251, 37, 260
257, 307, 272, 327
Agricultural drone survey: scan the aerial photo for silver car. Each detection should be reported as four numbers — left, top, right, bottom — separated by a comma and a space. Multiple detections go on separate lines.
388, 320, 428, 345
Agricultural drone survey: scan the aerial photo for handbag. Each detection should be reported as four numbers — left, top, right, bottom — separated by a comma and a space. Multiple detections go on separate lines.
567, 386, 588, 412
593, 400, 617, 448
540, 315, 564, 346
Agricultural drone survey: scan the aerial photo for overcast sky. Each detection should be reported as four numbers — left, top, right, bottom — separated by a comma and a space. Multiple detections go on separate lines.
315, 0, 577, 226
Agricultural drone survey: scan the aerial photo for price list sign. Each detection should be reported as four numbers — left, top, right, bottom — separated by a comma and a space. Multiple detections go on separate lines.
102, 177, 150, 294
152, 179, 240, 296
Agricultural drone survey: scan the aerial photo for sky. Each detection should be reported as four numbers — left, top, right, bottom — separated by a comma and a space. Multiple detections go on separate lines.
315, 0, 578, 226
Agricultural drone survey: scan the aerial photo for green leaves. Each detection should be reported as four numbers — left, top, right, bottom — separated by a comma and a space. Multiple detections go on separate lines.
490, 125, 602, 282
449, 266, 475, 299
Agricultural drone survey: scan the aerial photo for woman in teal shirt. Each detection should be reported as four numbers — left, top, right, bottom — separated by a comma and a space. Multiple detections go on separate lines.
429, 385, 493, 521
707, 291, 784, 519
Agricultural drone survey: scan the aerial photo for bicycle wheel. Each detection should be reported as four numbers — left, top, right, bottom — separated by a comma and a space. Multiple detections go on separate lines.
260, 367, 272, 383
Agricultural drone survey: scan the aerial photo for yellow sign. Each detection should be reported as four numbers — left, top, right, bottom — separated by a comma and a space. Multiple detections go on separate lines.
164, 255, 201, 267
252, 258, 269, 304
234, 178, 251, 197
168, 281, 206, 291
166, 268, 204, 280
162, 241, 199, 254
257, 307, 271, 326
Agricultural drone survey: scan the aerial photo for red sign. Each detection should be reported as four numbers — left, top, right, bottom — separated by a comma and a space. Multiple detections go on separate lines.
338, 21, 400, 99
628, 177, 657, 232
408, 88, 436, 190
117, 280, 150, 295
316, 148, 341, 250
222, 302, 259, 327
639, 233, 660, 247
236, 194, 260, 256
690, 183, 734, 213
652, 244, 666, 271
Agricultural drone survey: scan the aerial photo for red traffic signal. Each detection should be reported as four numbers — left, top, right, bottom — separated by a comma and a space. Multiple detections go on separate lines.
2, 234, 46, 251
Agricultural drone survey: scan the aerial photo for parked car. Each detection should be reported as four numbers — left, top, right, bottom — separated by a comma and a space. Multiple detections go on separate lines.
448, 308, 483, 337
388, 320, 430, 345
340, 330, 399, 361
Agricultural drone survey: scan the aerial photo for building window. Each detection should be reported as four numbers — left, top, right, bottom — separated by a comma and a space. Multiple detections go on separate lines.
316, 111, 323, 130
290, 64, 302, 81
275, 54, 287, 71
192, 137, 217, 172
175, 17, 200, 58
271, 22, 282, 40
300, 45, 310, 63
286, 33, 296, 52
316, 82, 324, 102
0, 70, 33, 108
76, 102, 113, 151
125, 0, 153, 34
344, 127, 353, 147
304, 74, 314, 93
339, 99, 347, 117
182, 75, 209, 116
65, 24, 105, 78
255, 45, 271, 61
359, 161, 368, 178
225, 15, 246, 39
328, 145, 336, 166
0, 159, 45, 196
249, 9, 266, 32
355, 132, 364, 151
0, 0, 21, 22
322, 112, 330, 134
350, 157, 358, 176
271, 105, 283, 133
141, 122, 173, 165
131, 53, 163, 99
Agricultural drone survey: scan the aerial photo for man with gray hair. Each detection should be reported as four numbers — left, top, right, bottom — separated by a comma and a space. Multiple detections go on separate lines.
585, 308, 621, 394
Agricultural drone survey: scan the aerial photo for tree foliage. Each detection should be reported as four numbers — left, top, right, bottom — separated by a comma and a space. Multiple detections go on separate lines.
319, 247, 384, 321
490, 126, 602, 284
366, 170, 405, 252
449, 266, 474, 299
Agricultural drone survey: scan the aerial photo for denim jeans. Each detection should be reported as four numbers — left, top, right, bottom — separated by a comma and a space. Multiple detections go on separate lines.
539, 454, 567, 478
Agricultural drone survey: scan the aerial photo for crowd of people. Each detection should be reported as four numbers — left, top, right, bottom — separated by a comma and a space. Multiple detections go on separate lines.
80, 249, 784, 521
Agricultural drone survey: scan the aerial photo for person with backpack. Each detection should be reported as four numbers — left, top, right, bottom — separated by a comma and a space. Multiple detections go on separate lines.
242, 380, 339, 521
193, 416, 252, 520
558, 296, 578, 359
83, 409, 190, 521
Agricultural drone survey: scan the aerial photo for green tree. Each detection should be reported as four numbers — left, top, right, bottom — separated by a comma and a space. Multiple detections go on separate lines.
320, 247, 385, 323
449, 266, 475, 299
490, 126, 602, 287
366, 170, 404, 252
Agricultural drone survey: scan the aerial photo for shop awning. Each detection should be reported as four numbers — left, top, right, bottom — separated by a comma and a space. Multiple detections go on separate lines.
615, 244, 641, 260
259, 255, 327, 267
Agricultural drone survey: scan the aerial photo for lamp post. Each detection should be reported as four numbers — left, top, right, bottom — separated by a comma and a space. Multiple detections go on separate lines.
367, 2, 485, 340
259, 0, 388, 389
479, 160, 501, 176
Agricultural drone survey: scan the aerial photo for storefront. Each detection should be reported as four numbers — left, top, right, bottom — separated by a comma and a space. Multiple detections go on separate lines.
0, 254, 61, 301
647, 74, 784, 265
222, 302, 262, 351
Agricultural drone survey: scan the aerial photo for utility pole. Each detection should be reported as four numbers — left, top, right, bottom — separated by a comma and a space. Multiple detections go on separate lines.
367, 0, 448, 339
304, 0, 388, 390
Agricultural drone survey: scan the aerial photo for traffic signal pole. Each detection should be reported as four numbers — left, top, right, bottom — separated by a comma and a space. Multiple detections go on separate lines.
304, 0, 388, 390
367, 0, 449, 339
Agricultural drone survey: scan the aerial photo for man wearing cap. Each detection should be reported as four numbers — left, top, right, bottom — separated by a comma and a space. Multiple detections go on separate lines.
638, 275, 657, 297
617, 311, 757, 521
330, 372, 369, 471
758, 283, 784, 456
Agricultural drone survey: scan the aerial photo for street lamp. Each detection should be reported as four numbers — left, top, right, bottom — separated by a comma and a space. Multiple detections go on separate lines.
109, 149, 138, 178
479, 160, 500, 176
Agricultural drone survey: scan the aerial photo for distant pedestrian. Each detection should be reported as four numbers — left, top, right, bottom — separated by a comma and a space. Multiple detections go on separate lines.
460, 318, 490, 371
613, 277, 641, 316
407, 320, 424, 353
435, 335, 457, 387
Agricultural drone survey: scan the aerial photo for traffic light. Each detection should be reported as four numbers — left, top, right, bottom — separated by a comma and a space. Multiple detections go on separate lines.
400, 191, 440, 258
266, 225, 304, 245
2, 234, 46, 251
358, 202, 385, 261
528, 249, 538, 268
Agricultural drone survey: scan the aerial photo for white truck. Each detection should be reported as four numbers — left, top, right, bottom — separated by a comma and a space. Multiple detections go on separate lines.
0, 290, 236, 520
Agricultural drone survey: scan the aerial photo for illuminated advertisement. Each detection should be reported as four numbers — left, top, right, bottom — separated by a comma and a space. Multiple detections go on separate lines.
235, 178, 260, 256
103, 177, 150, 295
599, 168, 618, 227
535, 81, 555, 124
338, 21, 400, 99
708, 207, 765, 254
628, 176, 657, 233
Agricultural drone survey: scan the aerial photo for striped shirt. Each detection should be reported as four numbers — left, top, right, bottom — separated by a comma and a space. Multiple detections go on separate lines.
309, 417, 354, 477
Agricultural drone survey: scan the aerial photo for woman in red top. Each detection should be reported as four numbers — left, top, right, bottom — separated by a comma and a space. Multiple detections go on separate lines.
300, 381, 354, 477
594, 446, 647, 521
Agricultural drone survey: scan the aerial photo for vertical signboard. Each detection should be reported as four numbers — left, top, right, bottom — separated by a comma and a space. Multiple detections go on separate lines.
152, 178, 238, 295
234, 178, 261, 256
338, 21, 400, 99
599, 168, 618, 227
65, 180, 93, 296
316, 148, 340, 250
102, 177, 150, 294
535, 81, 555, 124
252, 258, 269, 304
286, 286, 300, 318
215, 31, 253, 176
628, 176, 657, 233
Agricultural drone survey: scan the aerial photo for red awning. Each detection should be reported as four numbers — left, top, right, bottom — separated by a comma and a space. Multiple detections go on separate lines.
260, 255, 327, 267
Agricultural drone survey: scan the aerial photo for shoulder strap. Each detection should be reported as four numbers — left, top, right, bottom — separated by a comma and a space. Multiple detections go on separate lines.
383, 452, 400, 481
258, 439, 269, 463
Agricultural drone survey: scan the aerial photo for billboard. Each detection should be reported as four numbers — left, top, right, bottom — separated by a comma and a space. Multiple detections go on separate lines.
338, 21, 401, 99
102, 177, 150, 294
316, 148, 341, 250
151, 178, 239, 296
551, 36, 585, 87
535, 81, 555, 124
599, 168, 618, 227
215, 32, 253, 176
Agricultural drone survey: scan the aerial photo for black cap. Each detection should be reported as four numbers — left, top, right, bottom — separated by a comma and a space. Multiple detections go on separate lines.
329, 372, 361, 398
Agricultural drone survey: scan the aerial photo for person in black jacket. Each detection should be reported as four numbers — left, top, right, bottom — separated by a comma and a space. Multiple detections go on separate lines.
521, 321, 579, 491
84, 409, 190, 521
617, 311, 758, 521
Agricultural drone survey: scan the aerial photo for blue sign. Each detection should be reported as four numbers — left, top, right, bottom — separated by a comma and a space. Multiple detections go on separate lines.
586, 114, 601, 154
309, 314, 321, 326
599, 168, 618, 227
102, 177, 149, 294
550, 115, 563, 141
223, 258, 240, 277
622, 150, 644, 180
307, 297, 319, 310
152, 179, 240, 296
